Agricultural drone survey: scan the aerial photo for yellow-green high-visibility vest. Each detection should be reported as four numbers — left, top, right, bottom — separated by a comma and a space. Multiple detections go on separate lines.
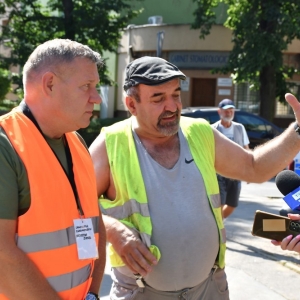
101, 116, 226, 268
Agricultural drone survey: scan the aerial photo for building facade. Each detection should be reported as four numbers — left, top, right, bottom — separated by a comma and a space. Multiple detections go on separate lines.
106, 0, 300, 128
116, 23, 234, 115
1, 0, 299, 127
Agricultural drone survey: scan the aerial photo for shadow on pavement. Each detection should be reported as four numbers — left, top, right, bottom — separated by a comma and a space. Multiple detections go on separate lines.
226, 241, 300, 266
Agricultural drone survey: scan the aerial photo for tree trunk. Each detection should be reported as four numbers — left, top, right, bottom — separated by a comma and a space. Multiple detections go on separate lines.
259, 65, 276, 122
62, 0, 75, 40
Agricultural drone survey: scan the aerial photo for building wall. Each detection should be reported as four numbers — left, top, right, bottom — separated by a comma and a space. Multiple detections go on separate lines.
115, 23, 300, 121
116, 24, 235, 115
121, 24, 233, 52
128, 0, 227, 25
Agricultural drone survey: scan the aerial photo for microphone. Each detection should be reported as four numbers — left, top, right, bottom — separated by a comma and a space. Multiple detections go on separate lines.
275, 170, 300, 195
275, 170, 300, 210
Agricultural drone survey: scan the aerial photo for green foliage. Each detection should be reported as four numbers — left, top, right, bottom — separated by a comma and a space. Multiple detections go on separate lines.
191, 0, 300, 121
0, 68, 12, 101
0, 0, 143, 89
77, 116, 127, 147
0, 99, 19, 112
222, 1, 300, 95
191, 0, 220, 38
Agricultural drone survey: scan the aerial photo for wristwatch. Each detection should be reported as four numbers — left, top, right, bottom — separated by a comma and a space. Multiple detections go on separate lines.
85, 292, 100, 300
294, 122, 300, 135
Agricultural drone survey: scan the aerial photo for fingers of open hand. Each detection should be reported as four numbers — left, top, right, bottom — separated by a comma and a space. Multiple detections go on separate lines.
285, 93, 300, 122
280, 234, 300, 253
287, 213, 300, 220
124, 246, 153, 276
118, 238, 154, 276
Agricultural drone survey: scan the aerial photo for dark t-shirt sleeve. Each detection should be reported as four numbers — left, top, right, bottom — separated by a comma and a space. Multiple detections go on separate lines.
0, 127, 30, 219
0, 128, 85, 220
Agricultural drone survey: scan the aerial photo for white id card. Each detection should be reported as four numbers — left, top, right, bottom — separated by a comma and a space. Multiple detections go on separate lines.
73, 218, 98, 259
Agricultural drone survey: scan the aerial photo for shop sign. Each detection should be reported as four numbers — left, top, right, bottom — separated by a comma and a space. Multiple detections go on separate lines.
169, 51, 229, 69
217, 78, 232, 87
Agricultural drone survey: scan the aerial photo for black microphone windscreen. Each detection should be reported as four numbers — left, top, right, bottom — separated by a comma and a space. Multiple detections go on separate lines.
275, 170, 300, 196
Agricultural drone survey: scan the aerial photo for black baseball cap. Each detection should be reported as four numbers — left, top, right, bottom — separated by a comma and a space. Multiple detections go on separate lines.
123, 56, 186, 91
218, 99, 235, 109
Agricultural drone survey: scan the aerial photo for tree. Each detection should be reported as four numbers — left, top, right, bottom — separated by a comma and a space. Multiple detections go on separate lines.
191, 0, 300, 121
0, 0, 142, 90
0, 68, 11, 100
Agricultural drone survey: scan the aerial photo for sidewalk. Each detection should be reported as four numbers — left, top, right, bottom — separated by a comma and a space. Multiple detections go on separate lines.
99, 180, 300, 300
225, 180, 300, 300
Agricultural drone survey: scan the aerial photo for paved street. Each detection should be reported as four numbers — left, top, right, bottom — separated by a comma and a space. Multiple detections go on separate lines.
225, 180, 300, 300
99, 180, 300, 300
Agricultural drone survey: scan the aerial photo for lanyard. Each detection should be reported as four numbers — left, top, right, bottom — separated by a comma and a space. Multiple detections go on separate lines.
19, 101, 84, 216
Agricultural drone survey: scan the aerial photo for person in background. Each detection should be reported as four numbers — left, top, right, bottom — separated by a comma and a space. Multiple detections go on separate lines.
90, 55, 300, 300
212, 99, 250, 218
0, 39, 106, 300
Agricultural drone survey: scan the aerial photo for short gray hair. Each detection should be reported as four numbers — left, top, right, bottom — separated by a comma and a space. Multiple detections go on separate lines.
23, 38, 103, 85
126, 85, 140, 102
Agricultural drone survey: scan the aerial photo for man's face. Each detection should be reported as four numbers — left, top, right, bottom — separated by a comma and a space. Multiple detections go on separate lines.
131, 79, 182, 137
52, 57, 101, 132
218, 107, 235, 122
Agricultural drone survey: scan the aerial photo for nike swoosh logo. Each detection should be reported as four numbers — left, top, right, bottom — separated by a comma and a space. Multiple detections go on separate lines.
185, 158, 194, 164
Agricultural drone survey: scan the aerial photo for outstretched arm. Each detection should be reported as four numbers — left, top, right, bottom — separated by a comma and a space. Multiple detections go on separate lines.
214, 93, 300, 183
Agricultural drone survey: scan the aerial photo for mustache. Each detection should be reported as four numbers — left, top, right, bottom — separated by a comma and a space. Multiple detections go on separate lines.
158, 109, 180, 121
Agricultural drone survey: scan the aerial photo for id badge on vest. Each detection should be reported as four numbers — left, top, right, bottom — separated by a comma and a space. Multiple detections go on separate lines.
73, 218, 98, 259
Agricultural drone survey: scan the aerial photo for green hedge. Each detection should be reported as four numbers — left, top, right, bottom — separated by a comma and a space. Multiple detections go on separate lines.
77, 117, 128, 147
0, 70, 12, 102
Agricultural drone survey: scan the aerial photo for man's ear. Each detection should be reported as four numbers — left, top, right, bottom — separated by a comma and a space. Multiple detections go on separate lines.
42, 72, 55, 96
125, 96, 137, 116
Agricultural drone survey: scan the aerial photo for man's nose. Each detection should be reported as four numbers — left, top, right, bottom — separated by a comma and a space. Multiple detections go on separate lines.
165, 97, 178, 112
90, 88, 102, 104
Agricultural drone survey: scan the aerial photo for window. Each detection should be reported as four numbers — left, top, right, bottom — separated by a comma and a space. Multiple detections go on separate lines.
234, 82, 259, 114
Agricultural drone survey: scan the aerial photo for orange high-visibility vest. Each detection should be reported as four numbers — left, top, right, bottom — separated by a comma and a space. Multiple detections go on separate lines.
0, 109, 99, 300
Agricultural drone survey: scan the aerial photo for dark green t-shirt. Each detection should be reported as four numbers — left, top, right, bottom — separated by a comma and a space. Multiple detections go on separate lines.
0, 127, 83, 219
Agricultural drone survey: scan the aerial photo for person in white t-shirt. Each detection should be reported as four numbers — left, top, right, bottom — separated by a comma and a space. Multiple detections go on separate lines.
212, 99, 250, 218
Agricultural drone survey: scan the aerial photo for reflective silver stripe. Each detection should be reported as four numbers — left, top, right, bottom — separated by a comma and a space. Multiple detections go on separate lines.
140, 231, 151, 248
16, 216, 99, 253
102, 199, 151, 246
100, 204, 107, 215
47, 264, 91, 292
220, 228, 226, 244
91, 216, 99, 233
102, 199, 150, 219
210, 194, 221, 208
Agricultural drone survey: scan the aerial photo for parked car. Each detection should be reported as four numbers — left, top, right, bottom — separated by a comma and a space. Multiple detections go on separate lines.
181, 107, 284, 149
